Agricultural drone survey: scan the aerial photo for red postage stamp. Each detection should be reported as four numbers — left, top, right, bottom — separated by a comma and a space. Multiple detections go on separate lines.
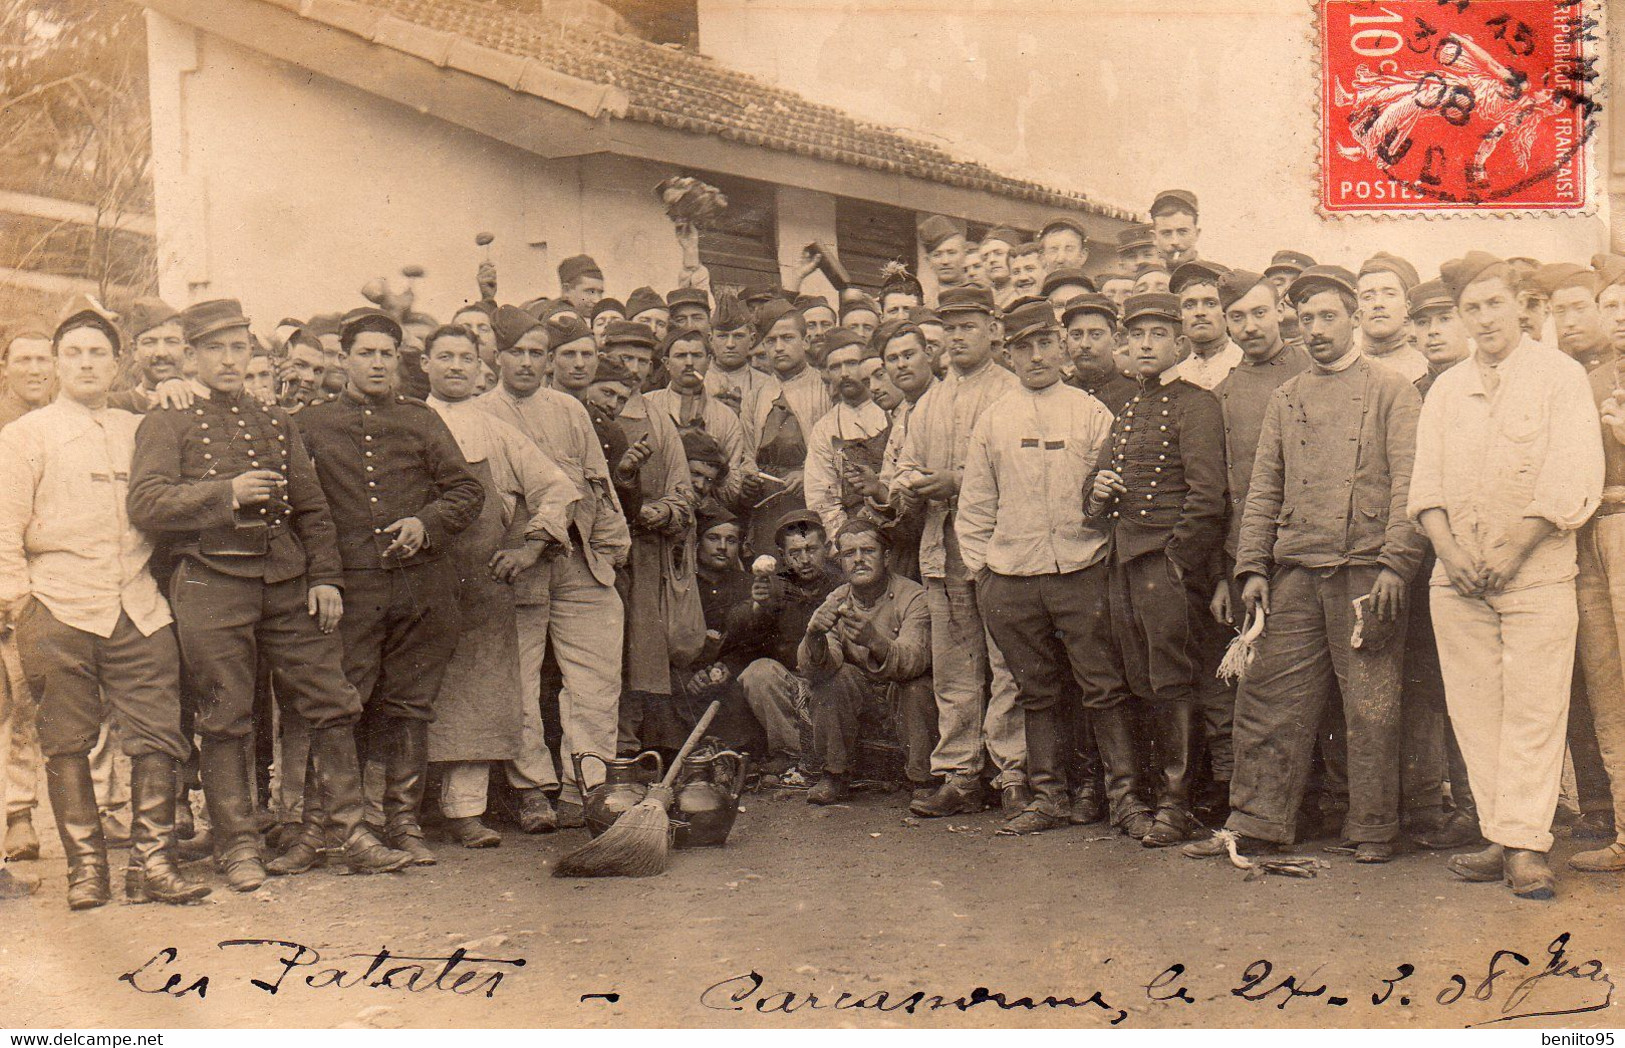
1319, 0, 1601, 214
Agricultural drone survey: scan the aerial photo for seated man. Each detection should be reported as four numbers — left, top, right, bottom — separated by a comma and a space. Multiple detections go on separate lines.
798, 521, 932, 804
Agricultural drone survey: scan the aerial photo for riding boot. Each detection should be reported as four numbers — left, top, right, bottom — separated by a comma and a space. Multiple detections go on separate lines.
1092, 702, 1152, 828
1022, 705, 1069, 818
381, 718, 435, 866
1142, 699, 1201, 846
125, 753, 211, 904
199, 736, 265, 891
309, 725, 412, 875
1068, 709, 1106, 824
46, 755, 109, 910
267, 746, 327, 875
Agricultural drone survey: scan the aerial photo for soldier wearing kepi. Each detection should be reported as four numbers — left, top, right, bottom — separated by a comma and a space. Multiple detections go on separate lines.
128, 300, 413, 891
295, 307, 485, 866
0, 305, 208, 910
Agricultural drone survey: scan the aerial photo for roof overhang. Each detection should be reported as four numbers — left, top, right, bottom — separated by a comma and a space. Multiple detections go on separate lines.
140, 0, 1130, 236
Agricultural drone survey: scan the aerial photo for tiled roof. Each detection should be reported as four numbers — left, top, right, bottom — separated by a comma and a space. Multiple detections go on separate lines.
270, 0, 1131, 217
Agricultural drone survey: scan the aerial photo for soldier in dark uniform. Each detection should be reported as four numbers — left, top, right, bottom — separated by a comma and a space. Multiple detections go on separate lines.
294, 308, 484, 866
1062, 294, 1137, 416
1086, 292, 1227, 847
128, 300, 414, 891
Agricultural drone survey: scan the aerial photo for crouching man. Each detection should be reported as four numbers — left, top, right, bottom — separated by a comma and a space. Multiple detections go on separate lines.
0, 305, 209, 909
797, 520, 932, 804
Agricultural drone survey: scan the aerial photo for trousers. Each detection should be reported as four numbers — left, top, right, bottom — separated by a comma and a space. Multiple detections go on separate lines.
338, 560, 460, 728
1433, 580, 1576, 853
806, 665, 933, 780
1575, 516, 1625, 844
1226, 565, 1405, 845
736, 659, 810, 763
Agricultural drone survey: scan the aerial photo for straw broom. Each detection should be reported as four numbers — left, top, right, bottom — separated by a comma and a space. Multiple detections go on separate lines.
553, 699, 722, 878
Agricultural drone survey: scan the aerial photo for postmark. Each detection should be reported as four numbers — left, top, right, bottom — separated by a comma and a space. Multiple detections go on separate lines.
1318, 0, 1602, 214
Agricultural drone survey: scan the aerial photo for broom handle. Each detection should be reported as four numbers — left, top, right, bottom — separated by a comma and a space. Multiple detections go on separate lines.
658, 699, 724, 789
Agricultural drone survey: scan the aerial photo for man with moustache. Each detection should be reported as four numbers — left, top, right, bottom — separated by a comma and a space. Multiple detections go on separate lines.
1149, 190, 1201, 266
1116, 224, 1161, 276
959, 300, 1129, 834
804, 328, 890, 538
980, 228, 1023, 308
1062, 295, 1137, 416
1184, 265, 1423, 865
1038, 217, 1090, 274
668, 288, 711, 337
875, 321, 937, 581
110, 300, 186, 412
1169, 261, 1242, 390
1357, 253, 1428, 384
647, 327, 754, 513
1411, 252, 1603, 899
919, 216, 970, 302
545, 316, 644, 524
740, 304, 833, 553
893, 285, 1027, 818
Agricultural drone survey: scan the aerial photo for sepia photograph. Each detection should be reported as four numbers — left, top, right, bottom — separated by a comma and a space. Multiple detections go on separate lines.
0, 0, 1621, 1035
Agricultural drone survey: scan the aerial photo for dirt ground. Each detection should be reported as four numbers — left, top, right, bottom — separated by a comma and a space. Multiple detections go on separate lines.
3, 786, 1621, 1031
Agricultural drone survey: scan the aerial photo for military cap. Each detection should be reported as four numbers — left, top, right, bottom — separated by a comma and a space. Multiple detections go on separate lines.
1591, 253, 1625, 291
181, 299, 253, 345
589, 355, 637, 387
695, 505, 739, 538
934, 284, 997, 315
1150, 189, 1199, 218
661, 326, 707, 356
304, 312, 343, 338
839, 294, 880, 319
1121, 292, 1182, 326
879, 264, 924, 300
754, 298, 799, 338
1095, 270, 1135, 286
682, 429, 727, 471
1116, 223, 1155, 251
773, 508, 826, 543
1439, 252, 1508, 303
1287, 265, 1360, 305
601, 320, 659, 350
907, 306, 942, 325
339, 305, 403, 346
492, 304, 544, 353
1358, 251, 1421, 292
286, 327, 323, 353
667, 287, 710, 310
1002, 298, 1062, 346
917, 214, 965, 252
820, 326, 868, 360
557, 254, 602, 287
741, 284, 779, 308
1406, 280, 1455, 318
54, 295, 122, 351
982, 227, 1025, 249
1041, 268, 1097, 298
711, 290, 752, 332
1265, 250, 1316, 277
1217, 269, 1268, 310
1169, 259, 1232, 296
591, 297, 626, 321
1533, 262, 1601, 298
795, 295, 833, 314
125, 298, 179, 342
546, 315, 593, 349
1060, 293, 1119, 327
1039, 216, 1089, 245
625, 287, 666, 318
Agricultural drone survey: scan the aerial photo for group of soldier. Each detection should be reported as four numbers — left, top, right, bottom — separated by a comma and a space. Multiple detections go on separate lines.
1, 185, 1623, 912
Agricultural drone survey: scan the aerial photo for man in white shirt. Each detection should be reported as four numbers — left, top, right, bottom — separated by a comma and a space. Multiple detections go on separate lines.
804, 328, 890, 538
958, 300, 1134, 834
0, 308, 208, 910
1410, 252, 1605, 900
1168, 261, 1243, 391
1357, 252, 1430, 384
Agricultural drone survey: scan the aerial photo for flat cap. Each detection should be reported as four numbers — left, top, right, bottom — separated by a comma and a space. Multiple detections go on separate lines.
340, 306, 403, 346
934, 284, 997, 315
1121, 292, 1182, 325
667, 287, 710, 310
125, 298, 178, 342
1358, 251, 1421, 292
625, 287, 666, 318
982, 227, 1025, 249
1002, 297, 1061, 346
1439, 252, 1507, 303
591, 297, 626, 321
1060, 293, 1119, 327
918, 214, 965, 252
1407, 279, 1455, 317
1150, 188, 1199, 217
1170, 259, 1232, 296
1116, 223, 1156, 251
1217, 269, 1268, 310
601, 320, 659, 350
1287, 265, 1359, 305
1265, 250, 1316, 276
1039, 216, 1089, 244
1041, 268, 1097, 298
492, 304, 543, 353
181, 299, 253, 345
589, 354, 636, 387
557, 254, 602, 286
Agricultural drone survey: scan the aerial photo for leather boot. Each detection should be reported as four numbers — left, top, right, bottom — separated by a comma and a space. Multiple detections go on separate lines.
5, 812, 40, 861
381, 718, 435, 866
309, 725, 413, 875
1092, 702, 1152, 831
1068, 709, 1105, 824
125, 753, 211, 904
199, 737, 265, 892
1141, 700, 1201, 847
1504, 847, 1556, 900
45, 755, 109, 911
267, 747, 327, 876
1020, 705, 1069, 819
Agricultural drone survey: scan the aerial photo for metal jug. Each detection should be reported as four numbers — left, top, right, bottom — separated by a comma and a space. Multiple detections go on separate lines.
673, 747, 748, 848
574, 751, 664, 839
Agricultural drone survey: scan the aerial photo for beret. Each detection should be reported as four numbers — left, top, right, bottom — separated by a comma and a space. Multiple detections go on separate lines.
754, 298, 799, 339
1060, 293, 1119, 327
492, 304, 543, 353
1288, 264, 1360, 305
918, 214, 965, 252
667, 287, 710, 310
935, 284, 997, 315
695, 505, 738, 536
55, 294, 123, 351
601, 320, 659, 350
125, 298, 178, 342
625, 287, 666, 318
557, 254, 602, 286
1358, 251, 1421, 292
1041, 268, 1097, 297
339, 306, 402, 345
591, 297, 626, 321
1407, 279, 1455, 317
1169, 259, 1232, 296
1150, 189, 1198, 217
1121, 292, 1182, 325
1002, 298, 1061, 346
1217, 269, 1268, 310
1265, 250, 1316, 276
589, 354, 637, 387
1439, 252, 1507, 303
